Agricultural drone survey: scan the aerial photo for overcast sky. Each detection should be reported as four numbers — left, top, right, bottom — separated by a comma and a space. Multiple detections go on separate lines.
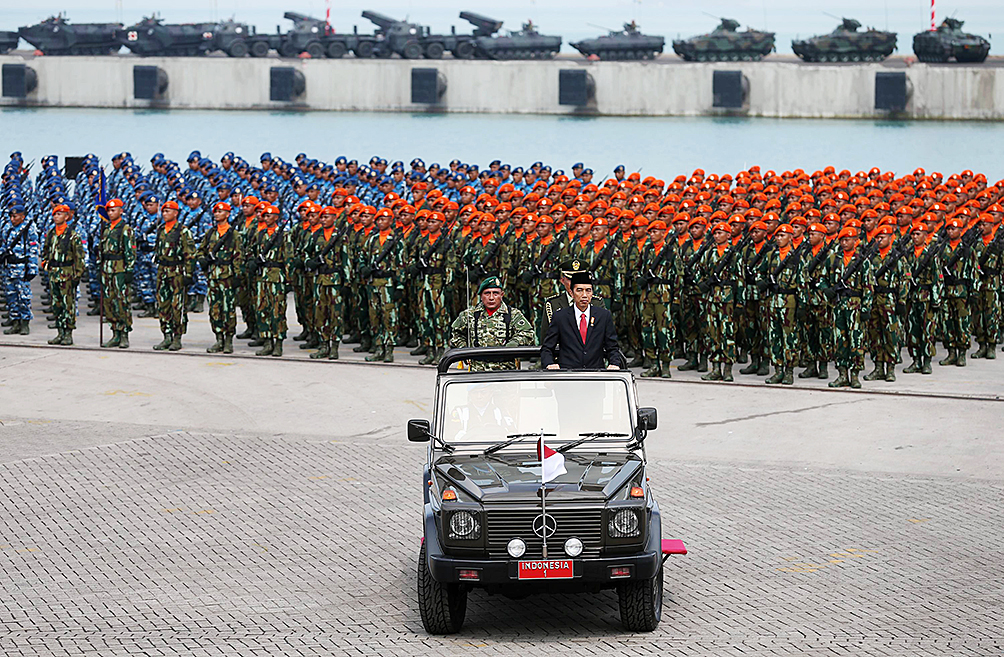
8, 1, 1001, 54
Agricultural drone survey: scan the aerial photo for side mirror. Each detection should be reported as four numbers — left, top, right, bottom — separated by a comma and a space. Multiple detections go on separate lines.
408, 419, 431, 442
637, 407, 658, 431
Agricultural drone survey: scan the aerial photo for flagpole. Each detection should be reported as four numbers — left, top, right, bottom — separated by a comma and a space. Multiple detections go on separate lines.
540, 428, 547, 560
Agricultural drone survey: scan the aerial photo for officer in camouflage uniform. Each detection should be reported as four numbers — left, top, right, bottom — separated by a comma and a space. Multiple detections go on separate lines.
638, 221, 683, 378
622, 217, 649, 366
585, 217, 622, 311
798, 223, 835, 380
824, 227, 875, 388
289, 201, 316, 347
236, 196, 261, 341
416, 211, 453, 365
903, 222, 943, 375
1, 204, 38, 336
449, 276, 535, 372
153, 200, 195, 352
98, 198, 136, 348
762, 225, 804, 385
863, 225, 909, 382
306, 206, 350, 360
678, 218, 710, 373
41, 204, 86, 346
938, 218, 976, 367
251, 205, 291, 357
971, 214, 1003, 359
197, 201, 243, 354
524, 217, 563, 336
296, 205, 323, 352
739, 221, 773, 376
696, 222, 743, 381
360, 208, 404, 362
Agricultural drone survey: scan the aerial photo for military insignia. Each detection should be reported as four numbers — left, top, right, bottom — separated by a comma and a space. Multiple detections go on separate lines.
572, 260, 581, 271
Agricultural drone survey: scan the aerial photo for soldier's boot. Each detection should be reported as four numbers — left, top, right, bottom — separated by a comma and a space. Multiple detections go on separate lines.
659, 361, 672, 378
722, 362, 734, 382
884, 364, 896, 382
102, 331, 122, 348
419, 351, 438, 365
701, 362, 722, 381
736, 350, 748, 365
405, 333, 419, 349
382, 346, 394, 363
271, 340, 283, 357
328, 341, 340, 360
86, 305, 101, 316
765, 366, 785, 385
248, 336, 266, 347
696, 353, 709, 373
739, 355, 759, 375
168, 335, 182, 351
206, 334, 224, 354
3, 320, 20, 335
237, 325, 254, 340
817, 361, 829, 379
798, 362, 819, 379
310, 341, 330, 359
46, 313, 57, 321
118, 331, 129, 349
186, 296, 197, 312
863, 362, 885, 381
48, 321, 60, 329
132, 300, 145, 310
193, 295, 205, 313
410, 343, 429, 356
903, 354, 921, 374
920, 355, 933, 375
627, 353, 646, 368
304, 333, 320, 349
345, 331, 360, 344
986, 344, 997, 360
677, 352, 699, 371
895, 350, 903, 364
353, 336, 372, 353
828, 367, 850, 388
364, 346, 385, 362
255, 339, 274, 357
60, 330, 74, 346
781, 367, 794, 386
138, 303, 158, 318
0, 316, 14, 327
47, 329, 64, 345
956, 350, 966, 367
938, 349, 957, 367
971, 343, 986, 359
640, 365, 661, 378
153, 333, 172, 350
222, 335, 233, 354
293, 328, 309, 341
849, 369, 862, 389
756, 358, 770, 376
17, 320, 29, 336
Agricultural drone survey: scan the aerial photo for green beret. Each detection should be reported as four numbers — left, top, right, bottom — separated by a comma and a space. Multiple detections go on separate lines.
477, 276, 502, 294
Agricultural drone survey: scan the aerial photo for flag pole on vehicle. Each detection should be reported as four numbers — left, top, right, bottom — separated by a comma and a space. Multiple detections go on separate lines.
537, 428, 566, 560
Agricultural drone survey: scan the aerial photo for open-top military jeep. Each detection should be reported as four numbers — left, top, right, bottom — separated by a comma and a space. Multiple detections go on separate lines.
408, 346, 686, 634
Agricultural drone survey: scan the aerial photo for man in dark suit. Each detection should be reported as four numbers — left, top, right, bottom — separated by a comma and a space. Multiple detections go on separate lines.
541, 272, 624, 370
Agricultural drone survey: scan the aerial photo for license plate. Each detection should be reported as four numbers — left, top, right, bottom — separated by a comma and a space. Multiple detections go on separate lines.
517, 559, 573, 580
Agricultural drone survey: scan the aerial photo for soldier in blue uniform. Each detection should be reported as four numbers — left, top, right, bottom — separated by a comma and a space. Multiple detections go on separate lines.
1, 204, 38, 335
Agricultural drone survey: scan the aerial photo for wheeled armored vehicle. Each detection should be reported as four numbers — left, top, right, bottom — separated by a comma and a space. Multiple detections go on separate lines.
18, 15, 121, 56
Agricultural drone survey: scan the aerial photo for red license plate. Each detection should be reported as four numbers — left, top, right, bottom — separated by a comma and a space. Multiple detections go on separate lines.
517, 559, 574, 580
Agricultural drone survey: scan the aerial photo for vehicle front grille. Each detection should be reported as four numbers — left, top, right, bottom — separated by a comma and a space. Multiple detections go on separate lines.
485, 506, 603, 560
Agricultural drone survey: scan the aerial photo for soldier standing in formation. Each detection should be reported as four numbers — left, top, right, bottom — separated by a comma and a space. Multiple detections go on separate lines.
41, 204, 86, 346
1, 203, 38, 336
153, 200, 195, 351
98, 198, 136, 348
197, 201, 243, 354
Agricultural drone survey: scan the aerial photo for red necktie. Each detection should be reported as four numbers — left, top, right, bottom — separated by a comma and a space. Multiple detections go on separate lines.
579, 312, 587, 343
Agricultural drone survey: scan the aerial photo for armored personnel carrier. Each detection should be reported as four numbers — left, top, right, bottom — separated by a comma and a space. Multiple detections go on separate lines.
459, 12, 561, 60
570, 21, 664, 60
120, 16, 250, 56
18, 15, 121, 56
0, 31, 19, 54
672, 18, 774, 62
913, 17, 990, 63
792, 18, 897, 62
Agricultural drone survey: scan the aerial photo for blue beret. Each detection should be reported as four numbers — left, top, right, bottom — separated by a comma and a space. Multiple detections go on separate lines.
187, 151, 201, 161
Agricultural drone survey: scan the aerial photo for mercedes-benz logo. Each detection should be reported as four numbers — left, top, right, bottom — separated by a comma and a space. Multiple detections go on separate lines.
532, 513, 557, 538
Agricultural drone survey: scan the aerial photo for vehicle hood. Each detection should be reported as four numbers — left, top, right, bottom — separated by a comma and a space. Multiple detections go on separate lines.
434, 452, 642, 502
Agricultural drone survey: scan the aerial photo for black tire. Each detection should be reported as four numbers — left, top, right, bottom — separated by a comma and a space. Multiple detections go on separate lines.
417, 542, 467, 634
617, 565, 663, 632
227, 39, 248, 57
326, 41, 347, 58
305, 41, 324, 59
250, 40, 269, 58
402, 40, 423, 60
279, 41, 299, 58
354, 41, 375, 58
454, 40, 475, 59
425, 42, 445, 59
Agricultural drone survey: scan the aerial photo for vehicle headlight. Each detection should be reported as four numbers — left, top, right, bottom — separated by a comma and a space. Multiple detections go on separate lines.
608, 509, 640, 538
448, 510, 480, 540
507, 538, 526, 558
564, 537, 583, 557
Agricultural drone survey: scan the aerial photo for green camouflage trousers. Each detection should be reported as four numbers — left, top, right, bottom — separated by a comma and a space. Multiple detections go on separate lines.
156, 270, 187, 336
313, 284, 344, 343
51, 278, 79, 331
971, 286, 1000, 345
422, 281, 449, 350
865, 296, 900, 364
833, 302, 865, 371
680, 292, 705, 354
768, 301, 798, 368
906, 300, 937, 358
704, 300, 736, 363
351, 283, 370, 340
101, 271, 132, 333
238, 270, 255, 329
941, 297, 971, 350
622, 295, 643, 355
293, 270, 314, 331
740, 300, 769, 361
641, 300, 673, 365
801, 303, 834, 363
368, 284, 398, 348
255, 280, 288, 340
207, 277, 237, 336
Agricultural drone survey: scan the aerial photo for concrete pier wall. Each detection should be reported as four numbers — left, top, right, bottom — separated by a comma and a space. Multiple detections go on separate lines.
1, 54, 1002, 119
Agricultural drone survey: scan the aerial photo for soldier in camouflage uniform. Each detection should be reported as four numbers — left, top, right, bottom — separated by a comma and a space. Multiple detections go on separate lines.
306, 206, 350, 360
359, 208, 404, 362
41, 204, 87, 345
416, 212, 453, 365
153, 201, 195, 352
585, 217, 622, 311
824, 227, 875, 388
448, 276, 535, 372
524, 217, 563, 336
622, 217, 649, 366
971, 214, 1003, 359
638, 221, 683, 378
251, 205, 291, 357
938, 218, 976, 367
349, 206, 376, 354
197, 201, 243, 354
289, 201, 317, 347
465, 214, 502, 297
903, 223, 943, 375
797, 223, 835, 380
236, 197, 261, 341
762, 225, 804, 385
863, 225, 909, 382
98, 199, 136, 348
696, 222, 743, 381
678, 218, 710, 373
739, 221, 773, 376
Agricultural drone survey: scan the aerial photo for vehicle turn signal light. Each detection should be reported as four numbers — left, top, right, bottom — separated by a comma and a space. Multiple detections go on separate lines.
458, 569, 480, 581
629, 486, 645, 498
442, 489, 458, 501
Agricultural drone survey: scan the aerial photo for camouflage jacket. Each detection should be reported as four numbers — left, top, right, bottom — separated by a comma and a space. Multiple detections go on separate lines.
154, 222, 195, 279
253, 226, 292, 285
98, 219, 136, 275
449, 301, 535, 371
197, 224, 244, 281
310, 224, 350, 286
975, 229, 1004, 292
42, 224, 87, 282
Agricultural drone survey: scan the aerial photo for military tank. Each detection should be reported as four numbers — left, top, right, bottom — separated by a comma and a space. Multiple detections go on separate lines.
0, 31, 19, 54
570, 21, 664, 60
792, 18, 897, 62
18, 15, 121, 56
673, 18, 774, 62
913, 17, 990, 63
459, 12, 561, 60
120, 16, 251, 56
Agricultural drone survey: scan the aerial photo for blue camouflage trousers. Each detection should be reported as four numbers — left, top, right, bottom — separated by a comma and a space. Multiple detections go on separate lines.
4, 277, 32, 320
135, 253, 157, 304
187, 261, 208, 298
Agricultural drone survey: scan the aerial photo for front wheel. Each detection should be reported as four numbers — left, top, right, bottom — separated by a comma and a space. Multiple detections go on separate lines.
617, 565, 663, 632
417, 542, 467, 634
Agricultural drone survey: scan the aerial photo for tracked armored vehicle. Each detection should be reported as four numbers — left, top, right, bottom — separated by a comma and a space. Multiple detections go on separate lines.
672, 18, 774, 62
459, 13, 561, 60
18, 15, 121, 56
792, 18, 897, 62
913, 17, 990, 63
570, 21, 664, 60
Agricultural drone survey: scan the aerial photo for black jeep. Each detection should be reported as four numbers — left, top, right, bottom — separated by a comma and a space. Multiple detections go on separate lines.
409, 347, 686, 634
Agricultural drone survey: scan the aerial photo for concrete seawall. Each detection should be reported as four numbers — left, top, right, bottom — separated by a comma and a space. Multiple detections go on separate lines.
1, 54, 1002, 119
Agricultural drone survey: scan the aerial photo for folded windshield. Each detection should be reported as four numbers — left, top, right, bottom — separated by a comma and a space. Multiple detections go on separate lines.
441, 379, 632, 447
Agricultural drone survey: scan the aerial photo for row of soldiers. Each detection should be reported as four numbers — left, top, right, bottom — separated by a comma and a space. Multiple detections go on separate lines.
3, 155, 1002, 387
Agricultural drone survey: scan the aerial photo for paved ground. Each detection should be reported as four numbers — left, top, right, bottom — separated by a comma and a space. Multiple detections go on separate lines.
0, 344, 1001, 656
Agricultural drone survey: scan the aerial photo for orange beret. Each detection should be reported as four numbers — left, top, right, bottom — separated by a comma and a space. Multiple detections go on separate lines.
775, 224, 794, 235
213, 202, 231, 213
808, 222, 827, 234
105, 199, 124, 209
162, 201, 180, 211
837, 227, 858, 239
648, 220, 668, 231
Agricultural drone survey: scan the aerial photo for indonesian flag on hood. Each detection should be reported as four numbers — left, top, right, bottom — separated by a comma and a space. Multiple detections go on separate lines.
537, 435, 567, 484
